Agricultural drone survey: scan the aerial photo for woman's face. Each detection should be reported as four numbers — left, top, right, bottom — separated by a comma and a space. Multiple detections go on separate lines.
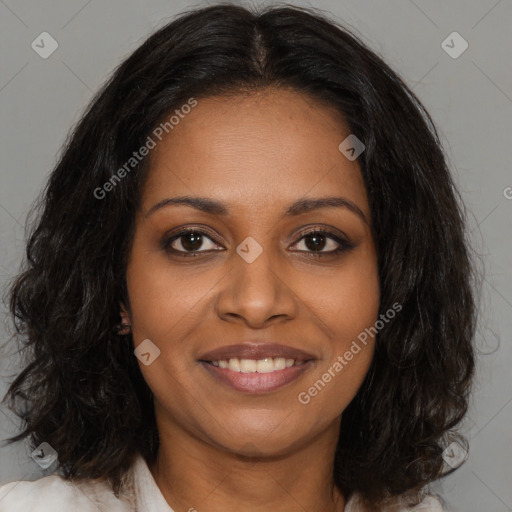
124, 88, 380, 456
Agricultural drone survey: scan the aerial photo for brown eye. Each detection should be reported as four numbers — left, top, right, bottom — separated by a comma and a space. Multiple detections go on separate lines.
163, 229, 222, 256
290, 229, 354, 256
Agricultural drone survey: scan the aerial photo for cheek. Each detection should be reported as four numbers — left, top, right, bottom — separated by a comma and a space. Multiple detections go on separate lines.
331, 266, 380, 347
295, 348, 374, 428
294, 249, 379, 410
296, 276, 379, 417
300, 246, 380, 348
125, 249, 211, 341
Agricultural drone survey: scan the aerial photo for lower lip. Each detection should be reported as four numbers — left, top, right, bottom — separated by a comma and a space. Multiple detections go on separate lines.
200, 361, 314, 393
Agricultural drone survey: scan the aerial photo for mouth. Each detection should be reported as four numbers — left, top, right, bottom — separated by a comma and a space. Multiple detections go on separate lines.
202, 357, 307, 371
198, 342, 316, 393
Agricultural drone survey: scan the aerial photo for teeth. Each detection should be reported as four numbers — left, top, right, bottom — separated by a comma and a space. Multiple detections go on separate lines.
211, 357, 305, 373
256, 358, 274, 373
228, 358, 240, 372
240, 359, 257, 373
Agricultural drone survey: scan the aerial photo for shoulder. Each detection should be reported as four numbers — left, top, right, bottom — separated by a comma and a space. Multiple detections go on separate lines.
408, 494, 444, 511
0, 473, 134, 512
346, 491, 445, 511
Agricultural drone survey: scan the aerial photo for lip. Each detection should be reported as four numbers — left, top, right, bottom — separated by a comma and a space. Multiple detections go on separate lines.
198, 341, 316, 363
200, 359, 314, 393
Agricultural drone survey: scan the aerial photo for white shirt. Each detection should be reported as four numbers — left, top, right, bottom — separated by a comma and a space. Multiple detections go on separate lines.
0, 452, 444, 511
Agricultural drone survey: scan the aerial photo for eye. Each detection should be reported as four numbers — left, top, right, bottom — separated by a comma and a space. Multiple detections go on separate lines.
290, 228, 354, 256
162, 226, 354, 259
162, 228, 223, 257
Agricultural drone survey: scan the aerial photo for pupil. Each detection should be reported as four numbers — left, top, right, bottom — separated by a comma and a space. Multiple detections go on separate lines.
182, 232, 203, 251
305, 233, 325, 251
179, 233, 327, 252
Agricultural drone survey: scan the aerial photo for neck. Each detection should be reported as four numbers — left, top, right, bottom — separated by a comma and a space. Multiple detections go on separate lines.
148, 417, 346, 512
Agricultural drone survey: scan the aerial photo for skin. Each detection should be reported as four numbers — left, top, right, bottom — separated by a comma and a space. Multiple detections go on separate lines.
122, 87, 380, 512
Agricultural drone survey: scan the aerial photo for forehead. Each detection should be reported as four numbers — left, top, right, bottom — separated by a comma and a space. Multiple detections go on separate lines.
142, 88, 369, 217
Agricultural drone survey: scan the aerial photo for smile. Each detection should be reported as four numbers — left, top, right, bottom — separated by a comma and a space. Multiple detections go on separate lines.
200, 357, 314, 393
208, 357, 305, 372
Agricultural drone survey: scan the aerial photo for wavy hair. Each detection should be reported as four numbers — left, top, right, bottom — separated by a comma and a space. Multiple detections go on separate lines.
1, 3, 477, 508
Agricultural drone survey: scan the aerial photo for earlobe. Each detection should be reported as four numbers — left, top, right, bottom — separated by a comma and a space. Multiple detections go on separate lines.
116, 303, 132, 335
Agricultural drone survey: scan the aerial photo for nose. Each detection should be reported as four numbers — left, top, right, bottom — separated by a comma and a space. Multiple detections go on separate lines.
215, 242, 298, 328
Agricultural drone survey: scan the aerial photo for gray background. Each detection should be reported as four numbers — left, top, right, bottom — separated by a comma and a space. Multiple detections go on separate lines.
0, 1, 510, 511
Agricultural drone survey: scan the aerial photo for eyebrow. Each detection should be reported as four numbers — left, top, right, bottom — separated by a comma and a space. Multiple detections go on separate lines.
145, 195, 368, 224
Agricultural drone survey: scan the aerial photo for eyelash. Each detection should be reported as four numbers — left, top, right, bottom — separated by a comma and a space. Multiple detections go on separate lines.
161, 227, 354, 259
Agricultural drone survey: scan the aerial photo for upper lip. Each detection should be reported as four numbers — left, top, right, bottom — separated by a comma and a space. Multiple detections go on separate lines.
198, 342, 315, 362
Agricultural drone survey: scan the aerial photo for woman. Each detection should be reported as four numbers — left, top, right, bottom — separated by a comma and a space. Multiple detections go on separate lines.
0, 4, 477, 511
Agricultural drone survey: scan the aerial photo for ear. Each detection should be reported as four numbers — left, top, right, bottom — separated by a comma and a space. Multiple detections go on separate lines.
117, 303, 131, 335
120, 303, 131, 323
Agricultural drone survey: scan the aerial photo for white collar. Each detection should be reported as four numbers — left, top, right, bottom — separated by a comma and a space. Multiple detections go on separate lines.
130, 453, 175, 512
